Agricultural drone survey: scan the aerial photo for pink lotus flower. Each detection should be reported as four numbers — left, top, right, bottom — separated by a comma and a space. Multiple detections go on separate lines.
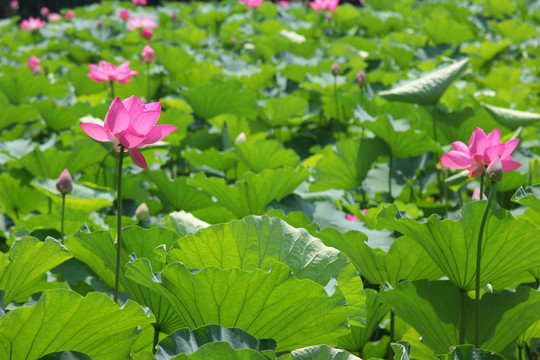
88, 61, 138, 84
40, 7, 50, 17
141, 27, 153, 40
127, 16, 157, 30
472, 187, 487, 201
48, 13, 62, 22
309, 0, 339, 12
120, 9, 130, 20
239, 0, 264, 9
80, 96, 178, 169
356, 69, 366, 87
65, 10, 75, 20
21, 17, 46, 30
132, 0, 148, 5
10, 1, 18, 10
171, 12, 178, 22
142, 45, 155, 63
441, 127, 521, 177
346, 209, 368, 221
27, 56, 40, 70
277, 0, 289, 6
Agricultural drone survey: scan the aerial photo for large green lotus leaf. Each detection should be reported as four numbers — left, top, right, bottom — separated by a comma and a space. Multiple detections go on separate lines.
0, 103, 40, 128
182, 84, 258, 120
390, 341, 410, 360
0, 172, 49, 220
143, 171, 214, 213
0, 236, 71, 304
39, 351, 93, 360
379, 203, 540, 290
0, 73, 69, 105
512, 185, 540, 212
168, 215, 365, 326
380, 280, 540, 353
379, 58, 469, 105
183, 148, 237, 174
337, 289, 391, 353
424, 15, 475, 45
310, 138, 389, 192
155, 324, 272, 360
235, 140, 300, 173
32, 179, 115, 212
278, 345, 361, 360
491, 18, 537, 43
163, 211, 211, 237
187, 167, 309, 218
461, 40, 511, 68
437, 345, 505, 360
35, 100, 80, 131
361, 115, 441, 158
18, 139, 109, 178
126, 260, 350, 351
263, 96, 309, 127
0, 289, 154, 360
73, 227, 183, 334
151, 43, 195, 80
481, 103, 540, 130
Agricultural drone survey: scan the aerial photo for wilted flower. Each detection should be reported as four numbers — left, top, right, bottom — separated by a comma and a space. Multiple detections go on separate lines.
21, 17, 46, 30
65, 10, 75, 20
141, 27, 153, 39
88, 61, 138, 84
331, 61, 340, 76
127, 16, 157, 30
142, 45, 155, 63
136, 202, 150, 222
120, 9, 130, 20
80, 96, 178, 169
239, 0, 264, 9
441, 127, 521, 177
56, 168, 73, 195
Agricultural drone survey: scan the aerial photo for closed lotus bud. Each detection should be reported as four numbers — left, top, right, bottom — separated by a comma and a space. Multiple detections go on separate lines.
10, 1, 19, 10
235, 132, 246, 144
40, 7, 50, 17
65, 10, 75, 20
171, 12, 178, 22
142, 45, 155, 63
97, 19, 104, 29
136, 202, 150, 222
141, 27, 153, 40
230, 37, 237, 46
486, 156, 503, 182
56, 168, 73, 195
120, 9, 130, 20
472, 187, 487, 201
356, 69, 366, 88
27, 56, 40, 70
331, 61, 340, 76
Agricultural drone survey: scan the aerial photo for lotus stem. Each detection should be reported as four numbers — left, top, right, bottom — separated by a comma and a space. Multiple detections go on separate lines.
153, 324, 160, 354
388, 155, 393, 202
333, 76, 341, 130
146, 63, 151, 101
475, 179, 497, 347
113, 145, 125, 304
110, 80, 115, 100
61, 194, 65, 243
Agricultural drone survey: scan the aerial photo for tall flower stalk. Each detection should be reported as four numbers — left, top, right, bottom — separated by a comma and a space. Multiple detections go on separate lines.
80, 95, 177, 303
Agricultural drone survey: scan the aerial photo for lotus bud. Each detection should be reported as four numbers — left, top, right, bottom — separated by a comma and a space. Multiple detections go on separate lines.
326, 13, 332, 22
141, 27, 153, 40
120, 9, 130, 20
486, 156, 503, 182
230, 37, 237, 46
142, 45, 155, 63
27, 56, 40, 70
56, 168, 73, 195
40, 7, 50, 17
10, 1, 19, 10
66, 10, 75, 20
472, 187, 487, 201
136, 202, 150, 222
331, 61, 340, 76
356, 69, 366, 88
97, 19, 104, 29
235, 132, 246, 144
171, 12, 178, 22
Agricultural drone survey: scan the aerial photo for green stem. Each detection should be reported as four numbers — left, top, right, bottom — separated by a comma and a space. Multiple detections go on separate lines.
110, 81, 115, 100
113, 146, 125, 304
153, 324, 160, 354
475, 180, 497, 347
388, 156, 393, 202
479, 170, 485, 201
387, 310, 395, 359
459, 289, 467, 344
333, 76, 341, 130
61, 194, 66, 243
432, 105, 438, 143
146, 63, 151, 101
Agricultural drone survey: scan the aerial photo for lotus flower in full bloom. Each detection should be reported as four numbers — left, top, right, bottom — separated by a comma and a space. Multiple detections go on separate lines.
309, 0, 339, 12
80, 96, 177, 169
21, 17, 46, 30
441, 127, 521, 177
239, 0, 264, 9
88, 61, 138, 84
127, 16, 157, 30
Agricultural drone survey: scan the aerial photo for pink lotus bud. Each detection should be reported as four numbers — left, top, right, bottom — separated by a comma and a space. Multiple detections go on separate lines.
487, 155, 503, 182
136, 202, 150, 222
32, 66, 42, 76
356, 69, 366, 88
142, 45, 155, 63
331, 61, 340, 76
10, 1, 18, 10
277, 0, 289, 6
132, 0, 148, 5
56, 168, 73, 195
97, 19, 104, 29
326, 13, 333, 22
472, 187, 487, 201
48, 13, 62, 22
230, 37, 237, 46
120, 9, 130, 20
361, 208, 368, 215
65, 10, 75, 20
41, 7, 50, 17
346, 214, 359, 221
235, 132, 246, 144
141, 27, 153, 40
27, 56, 40, 70
171, 12, 178, 22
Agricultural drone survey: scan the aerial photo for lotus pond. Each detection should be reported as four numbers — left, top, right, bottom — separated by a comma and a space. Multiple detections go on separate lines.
1, 0, 540, 359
